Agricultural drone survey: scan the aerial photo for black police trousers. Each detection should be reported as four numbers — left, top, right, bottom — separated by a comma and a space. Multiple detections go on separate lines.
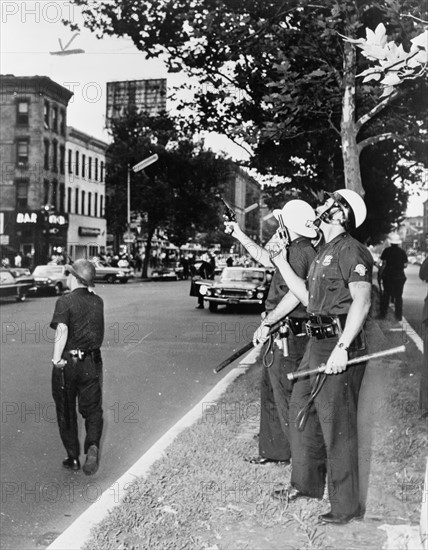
259, 332, 308, 461
380, 276, 406, 320
289, 337, 366, 516
52, 352, 103, 459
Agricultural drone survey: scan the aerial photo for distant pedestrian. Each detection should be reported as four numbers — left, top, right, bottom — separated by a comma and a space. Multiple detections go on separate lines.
50, 259, 104, 475
378, 234, 408, 321
14, 253, 22, 267
226, 256, 234, 267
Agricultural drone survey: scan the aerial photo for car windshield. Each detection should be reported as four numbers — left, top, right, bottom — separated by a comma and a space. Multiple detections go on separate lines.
221, 268, 265, 283
33, 266, 63, 276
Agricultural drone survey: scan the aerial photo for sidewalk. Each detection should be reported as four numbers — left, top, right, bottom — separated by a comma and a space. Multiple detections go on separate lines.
48, 292, 427, 550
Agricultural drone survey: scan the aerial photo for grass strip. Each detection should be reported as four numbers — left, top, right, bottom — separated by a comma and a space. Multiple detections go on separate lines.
83, 309, 427, 550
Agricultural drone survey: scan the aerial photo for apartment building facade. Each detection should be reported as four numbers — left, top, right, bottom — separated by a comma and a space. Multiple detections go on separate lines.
0, 75, 108, 265
66, 127, 107, 260
0, 75, 72, 265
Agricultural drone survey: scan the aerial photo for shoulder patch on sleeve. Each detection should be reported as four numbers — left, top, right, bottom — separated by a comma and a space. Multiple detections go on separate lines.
354, 264, 368, 276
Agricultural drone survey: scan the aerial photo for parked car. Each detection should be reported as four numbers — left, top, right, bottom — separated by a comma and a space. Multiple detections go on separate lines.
91, 259, 132, 284
0, 268, 34, 301
202, 266, 274, 312
32, 264, 69, 295
151, 261, 185, 281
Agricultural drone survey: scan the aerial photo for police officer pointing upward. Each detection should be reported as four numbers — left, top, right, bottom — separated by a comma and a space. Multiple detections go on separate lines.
225, 200, 317, 466
51, 259, 104, 475
272, 189, 373, 525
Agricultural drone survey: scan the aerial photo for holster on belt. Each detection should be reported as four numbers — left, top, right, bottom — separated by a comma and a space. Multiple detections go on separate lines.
305, 314, 367, 351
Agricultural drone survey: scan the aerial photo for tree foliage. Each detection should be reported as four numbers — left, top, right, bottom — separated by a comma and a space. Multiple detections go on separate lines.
106, 111, 231, 276
70, 0, 427, 240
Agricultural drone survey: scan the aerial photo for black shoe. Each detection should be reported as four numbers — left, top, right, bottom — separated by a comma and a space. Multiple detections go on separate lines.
245, 456, 290, 466
318, 508, 364, 525
272, 485, 309, 502
62, 457, 80, 471
82, 445, 99, 475
195, 305, 204, 309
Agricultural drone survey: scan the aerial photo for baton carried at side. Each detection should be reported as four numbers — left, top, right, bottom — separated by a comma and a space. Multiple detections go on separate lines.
287, 345, 405, 380
213, 319, 284, 374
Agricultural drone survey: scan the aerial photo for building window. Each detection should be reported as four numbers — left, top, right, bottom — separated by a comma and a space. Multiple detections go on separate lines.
52, 140, 58, 172
75, 151, 79, 176
88, 192, 92, 216
17, 140, 29, 165
52, 180, 58, 210
44, 101, 50, 129
68, 149, 73, 174
88, 157, 92, 180
95, 158, 98, 181
52, 106, 58, 133
60, 146, 65, 175
59, 109, 66, 136
100, 195, 104, 217
82, 154, 86, 178
16, 101, 29, 125
81, 190, 85, 215
75, 188, 79, 214
43, 179, 50, 205
16, 179, 28, 209
59, 183, 65, 213
100, 161, 104, 182
94, 193, 98, 218
67, 187, 72, 213
44, 140, 50, 170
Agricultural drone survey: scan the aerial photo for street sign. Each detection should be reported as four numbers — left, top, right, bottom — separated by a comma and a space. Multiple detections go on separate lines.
132, 154, 159, 173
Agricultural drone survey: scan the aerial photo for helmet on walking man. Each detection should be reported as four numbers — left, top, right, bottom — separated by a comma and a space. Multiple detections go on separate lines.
65, 259, 96, 287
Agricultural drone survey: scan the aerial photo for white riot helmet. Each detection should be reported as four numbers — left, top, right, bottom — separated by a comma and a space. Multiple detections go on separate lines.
273, 199, 317, 238
316, 189, 367, 230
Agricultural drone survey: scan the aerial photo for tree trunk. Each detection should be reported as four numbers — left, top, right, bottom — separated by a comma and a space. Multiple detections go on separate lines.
341, 41, 365, 197
141, 225, 156, 279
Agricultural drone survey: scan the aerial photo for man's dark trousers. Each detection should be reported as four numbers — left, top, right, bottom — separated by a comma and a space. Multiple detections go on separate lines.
259, 332, 308, 461
52, 352, 103, 459
289, 338, 366, 516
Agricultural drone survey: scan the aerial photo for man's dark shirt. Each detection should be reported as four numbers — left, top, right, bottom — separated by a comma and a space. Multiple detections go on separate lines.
50, 288, 104, 351
380, 245, 408, 279
265, 237, 316, 318
307, 233, 373, 316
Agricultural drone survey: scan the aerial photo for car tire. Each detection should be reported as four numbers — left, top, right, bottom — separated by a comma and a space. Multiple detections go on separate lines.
106, 275, 116, 284
54, 283, 62, 295
209, 302, 218, 313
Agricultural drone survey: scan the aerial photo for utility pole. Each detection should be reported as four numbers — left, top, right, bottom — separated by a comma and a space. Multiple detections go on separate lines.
125, 153, 159, 257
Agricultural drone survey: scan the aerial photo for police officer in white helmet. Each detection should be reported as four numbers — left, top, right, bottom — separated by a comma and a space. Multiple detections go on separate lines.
225, 199, 318, 466
271, 189, 373, 525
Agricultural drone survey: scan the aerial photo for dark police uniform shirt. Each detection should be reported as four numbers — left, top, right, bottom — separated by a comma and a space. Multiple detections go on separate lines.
380, 245, 408, 280
307, 233, 373, 316
265, 237, 317, 318
50, 288, 104, 351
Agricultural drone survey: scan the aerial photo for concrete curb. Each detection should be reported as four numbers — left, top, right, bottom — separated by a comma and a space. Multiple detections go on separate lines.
46, 348, 259, 550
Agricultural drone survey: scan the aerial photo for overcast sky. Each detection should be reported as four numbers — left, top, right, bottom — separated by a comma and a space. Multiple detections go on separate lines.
1, 0, 426, 215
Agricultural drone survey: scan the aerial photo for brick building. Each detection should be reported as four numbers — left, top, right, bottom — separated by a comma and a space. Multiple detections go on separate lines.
0, 75, 72, 265
0, 75, 108, 266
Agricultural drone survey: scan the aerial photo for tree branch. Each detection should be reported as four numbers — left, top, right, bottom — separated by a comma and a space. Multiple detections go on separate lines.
355, 91, 399, 132
357, 132, 407, 154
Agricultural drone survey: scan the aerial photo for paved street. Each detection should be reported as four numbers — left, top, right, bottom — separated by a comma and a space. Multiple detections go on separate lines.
0, 280, 261, 550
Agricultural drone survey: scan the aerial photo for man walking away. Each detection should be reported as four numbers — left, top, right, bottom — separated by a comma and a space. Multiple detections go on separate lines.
378, 233, 408, 321
50, 259, 104, 475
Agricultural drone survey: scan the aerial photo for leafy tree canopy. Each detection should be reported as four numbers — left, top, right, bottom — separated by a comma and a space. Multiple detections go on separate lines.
106, 110, 232, 275
71, 0, 427, 240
